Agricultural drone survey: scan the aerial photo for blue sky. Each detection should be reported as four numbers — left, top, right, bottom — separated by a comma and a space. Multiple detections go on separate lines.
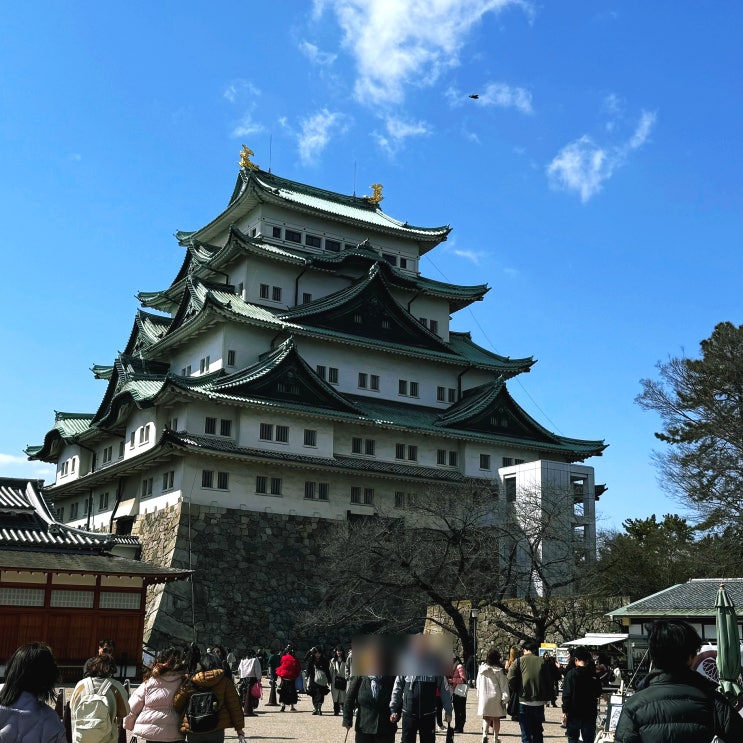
1, 2, 740, 531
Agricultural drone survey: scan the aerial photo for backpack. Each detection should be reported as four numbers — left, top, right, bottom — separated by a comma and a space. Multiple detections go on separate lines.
72, 677, 117, 743
187, 689, 220, 733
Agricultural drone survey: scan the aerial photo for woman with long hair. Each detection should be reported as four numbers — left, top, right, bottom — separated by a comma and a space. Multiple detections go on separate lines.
275, 645, 301, 712
476, 647, 510, 743
329, 646, 347, 716
125, 646, 188, 742
0, 642, 66, 743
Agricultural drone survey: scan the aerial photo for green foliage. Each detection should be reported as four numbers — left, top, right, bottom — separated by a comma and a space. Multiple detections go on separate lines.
637, 321, 743, 530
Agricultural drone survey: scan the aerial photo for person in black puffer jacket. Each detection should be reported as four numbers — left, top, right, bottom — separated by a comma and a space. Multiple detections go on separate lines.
615, 619, 743, 743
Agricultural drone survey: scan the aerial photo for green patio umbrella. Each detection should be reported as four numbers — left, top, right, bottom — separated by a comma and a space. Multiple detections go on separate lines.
715, 583, 742, 704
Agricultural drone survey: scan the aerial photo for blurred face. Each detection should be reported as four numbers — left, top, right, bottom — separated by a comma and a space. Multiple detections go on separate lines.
99, 644, 113, 655
315, 651, 321, 659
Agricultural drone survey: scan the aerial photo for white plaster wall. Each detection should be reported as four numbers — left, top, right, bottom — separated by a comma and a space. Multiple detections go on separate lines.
238, 410, 333, 457
169, 327, 225, 377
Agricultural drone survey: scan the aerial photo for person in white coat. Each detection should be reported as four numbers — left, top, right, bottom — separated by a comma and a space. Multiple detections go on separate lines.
476, 648, 510, 743
329, 647, 348, 716
124, 647, 187, 742
0, 642, 67, 743
238, 649, 262, 717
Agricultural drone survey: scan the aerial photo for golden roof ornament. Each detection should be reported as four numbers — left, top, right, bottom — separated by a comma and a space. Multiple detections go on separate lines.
364, 183, 384, 205
239, 144, 259, 171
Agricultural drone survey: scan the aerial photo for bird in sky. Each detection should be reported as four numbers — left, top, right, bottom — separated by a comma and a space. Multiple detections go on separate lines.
469, 93, 479, 99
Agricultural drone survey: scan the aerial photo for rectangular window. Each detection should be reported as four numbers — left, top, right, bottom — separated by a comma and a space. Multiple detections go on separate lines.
502, 457, 514, 467
328, 367, 339, 384
448, 388, 456, 403
407, 445, 418, 461
202, 356, 210, 373
276, 425, 289, 443
370, 374, 380, 391
304, 429, 317, 447
142, 478, 153, 496
83, 498, 89, 515
305, 234, 321, 248
168, 417, 178, 431
102, 446, 112, 464
419, 317, 427, 328
220, 419, 232, 437
353, 313, 363, 324
256, 476, 267, 494
382, 253, 397, 266
71, 457, 76, 473
358, 372, 368, 389
272, 285, 282, 302
480, 454, 491, 470
302, 292, 312, 304
316, 365, 327, 380
259, 283, 270, 299
98, 492, 109, 511
325, 239, 341, 252
185, 364, 192, 376
448, 451, 458, 467
399, 258, 408, 269
201, 470, 214, 488
365, 439, 376, 456
57, 506, 64, 521
364, 488, 374, 505
515, 458, 525, 465
429, 319, 439, 335
99, 592, 140, 610
217, 471, 229, 490
270, 477, 282, 495
352, 437, 363, 454
139, 427, 146, 443
437, 386, 446, 402
259, 423, 273, 441
238, 282, 244, 297
227, 350, 236, 366
395, 443, 406, 459
398, 379, 408, 395
272, 226, 282, 238
205, 417, 217, 434
410, 381, 419, 397
437, 449, 447, 465
285, 229, 301, 243
395, 491, 405, 508
118, 441, 125, 458
505, 476, 517, 503
351, 486, 362, 504
304, 481, 316, 499
162, 470, 174, 490
318, 483, 329, 501
50, 590, 94, 609
70, 502, 79, 519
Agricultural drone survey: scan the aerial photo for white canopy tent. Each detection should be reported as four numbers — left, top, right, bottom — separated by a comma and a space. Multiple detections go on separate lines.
563, 633, 629, 646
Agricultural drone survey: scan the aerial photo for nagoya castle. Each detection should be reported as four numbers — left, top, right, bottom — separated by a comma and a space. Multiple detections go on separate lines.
28, 147, 606, 648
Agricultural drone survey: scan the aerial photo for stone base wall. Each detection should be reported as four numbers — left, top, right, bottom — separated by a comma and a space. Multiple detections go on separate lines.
133, 502, 340, 654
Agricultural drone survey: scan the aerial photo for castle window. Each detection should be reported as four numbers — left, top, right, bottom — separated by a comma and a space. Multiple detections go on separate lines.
118, 441, 125, 458
98, 492, 109, 511
354, 313, 363, 324
505, 476, 517, 503
129, 432, 135, 449
142, 477, 153, 496
480, 454, 491, 470
358, 372, 368, 389
220, 419, 232, 437
515, 458, 525, 465
201, 471, 214, 488
227, 350, 236, 366
285, 229, 301, 243
395, 443, 406, 460
57, 506, 65, 521
429, 319, 439, 335
272, 226, 282, 238
351, 486, 361, 504
407, 445, 418, 461
168, 417, 178, 431
162, 470, 174, 491
419, 317, 427, 328
304, 429, 317, 447
410, 381, 419, 397
318, 483, 329, 501
256, 476, 267, 494
316, 365, 326, 380
398, 379, 408, 396
448, 388, 456, 403
305, 234, 321, 248
437, 449, 447, 465
259, 423, 273, 441
352, 437, 363, 454
217, 472, 230, 490
102, 446, 112, 464
277, 381, 300, 394
448, 451, 458, 467
260, 284, 270, 299
325, 239, 341, 252
199, 356, 210, 374
437, 386, 445, 402
394, 491, 405, 508
364, 439, 376, 456
328, 367, 339, 384
399, 257, 409, 269
276, 425, 289, 443
270, 477, 282, 495
382, 253, 397, 266
304, 481, 316, 499
272, 286, 282, 302
364, 488, 374, 505
205, 417, 217, 435
381, 319, 390, 329
502, 457, 514, 467
302, 292, 312, 304
237, 282, 244, 297
370, 374, 380, 391
70, 502, 79, 520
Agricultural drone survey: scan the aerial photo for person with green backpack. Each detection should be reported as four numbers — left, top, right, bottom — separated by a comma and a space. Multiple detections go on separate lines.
173, 651, 244, 743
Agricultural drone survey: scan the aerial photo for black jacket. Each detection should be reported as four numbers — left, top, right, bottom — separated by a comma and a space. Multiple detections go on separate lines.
614, 668, 743, 743
561, 665, 602, 717
343, 676, 398, 735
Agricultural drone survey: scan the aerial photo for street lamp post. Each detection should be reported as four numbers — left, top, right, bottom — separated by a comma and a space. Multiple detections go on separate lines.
470, 607, 480, 686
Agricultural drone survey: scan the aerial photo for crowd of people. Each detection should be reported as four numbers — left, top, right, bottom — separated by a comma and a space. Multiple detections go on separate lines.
0, 620, 742, 743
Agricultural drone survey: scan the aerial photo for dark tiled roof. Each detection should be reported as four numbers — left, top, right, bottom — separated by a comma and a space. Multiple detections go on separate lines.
0, 549, 189, 581
611, 579, 743, 618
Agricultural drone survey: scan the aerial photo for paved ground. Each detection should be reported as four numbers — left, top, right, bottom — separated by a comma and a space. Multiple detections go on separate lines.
231, 687, 573, 741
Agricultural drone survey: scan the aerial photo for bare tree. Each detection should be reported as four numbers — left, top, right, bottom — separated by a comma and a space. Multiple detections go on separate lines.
303, 479, 592, 662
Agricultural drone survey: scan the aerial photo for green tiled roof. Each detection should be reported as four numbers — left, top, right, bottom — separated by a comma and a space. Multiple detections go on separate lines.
610, 579, 743, 619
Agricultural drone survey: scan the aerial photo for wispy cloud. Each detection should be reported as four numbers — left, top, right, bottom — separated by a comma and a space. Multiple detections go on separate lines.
374, 115, 431, 156
478, 82, 533, 113
0, 453, 55, 481
223, 79, 260, 104
318, 0, 528, 105
453, 248, 486, 265
224, 79, 265, 139
547, 109, 657, 202
299, 40, 337, 66
231, 115, 265, 138
297, 109, 348, 164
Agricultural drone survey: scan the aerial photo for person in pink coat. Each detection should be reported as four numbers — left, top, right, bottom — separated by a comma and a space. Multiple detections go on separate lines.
125, 647, 188, 742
